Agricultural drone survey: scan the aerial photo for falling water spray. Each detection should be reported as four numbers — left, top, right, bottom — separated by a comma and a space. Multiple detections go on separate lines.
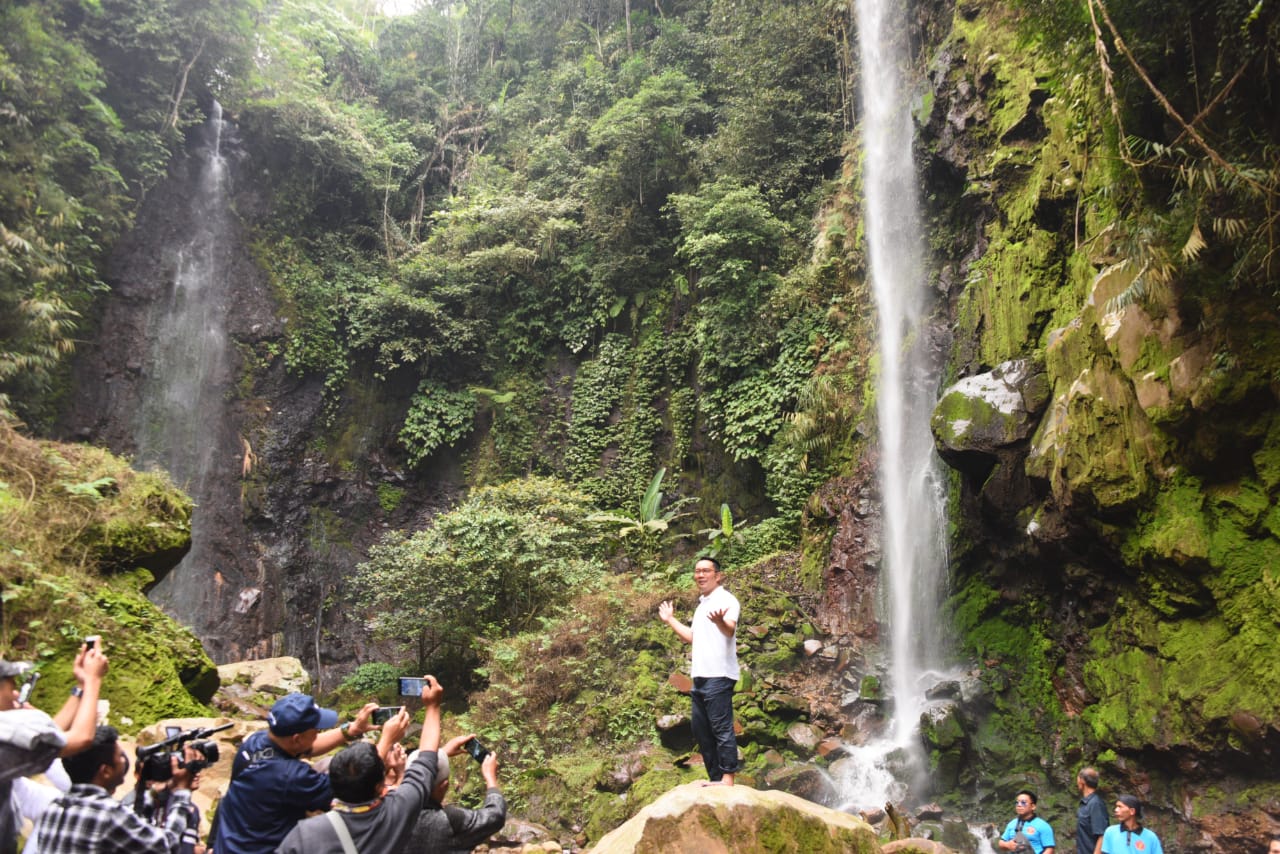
834, 0, 951, 809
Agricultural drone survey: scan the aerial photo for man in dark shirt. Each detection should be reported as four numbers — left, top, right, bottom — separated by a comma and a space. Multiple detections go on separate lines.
276, 677, 444, 853
211, 692, 379, 854
1075, 766, 1109, 854
406, 735, 506, 852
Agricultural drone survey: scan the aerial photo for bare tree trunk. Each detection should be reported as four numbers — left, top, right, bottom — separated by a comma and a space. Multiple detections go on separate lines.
625, 0, 633, 55
165, 39, 207, 131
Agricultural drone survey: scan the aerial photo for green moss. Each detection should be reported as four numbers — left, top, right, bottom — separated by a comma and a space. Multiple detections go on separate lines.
1123, 472, 1210, 564
376, 483, 405, 513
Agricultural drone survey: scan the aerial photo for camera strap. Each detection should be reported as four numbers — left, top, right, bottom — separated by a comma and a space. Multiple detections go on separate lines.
326, 810, 359, 854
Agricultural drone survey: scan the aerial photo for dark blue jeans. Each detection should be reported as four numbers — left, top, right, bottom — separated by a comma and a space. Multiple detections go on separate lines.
690, 676, 739, 781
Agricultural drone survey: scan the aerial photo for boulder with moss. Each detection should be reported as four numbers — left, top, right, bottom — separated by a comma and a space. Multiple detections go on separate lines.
0, 420, 215, 729
588, 782, 881, 853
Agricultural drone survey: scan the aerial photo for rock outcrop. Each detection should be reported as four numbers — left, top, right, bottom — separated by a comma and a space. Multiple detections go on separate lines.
588, 783, 881, 853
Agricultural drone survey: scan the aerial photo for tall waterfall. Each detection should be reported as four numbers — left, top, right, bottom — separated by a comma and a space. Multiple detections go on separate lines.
134, 102, 236, 622
835, 0, 951, 808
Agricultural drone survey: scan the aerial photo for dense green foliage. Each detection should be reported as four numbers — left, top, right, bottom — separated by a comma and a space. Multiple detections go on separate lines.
351, 476, 604, 676
6, 0, 1280, 843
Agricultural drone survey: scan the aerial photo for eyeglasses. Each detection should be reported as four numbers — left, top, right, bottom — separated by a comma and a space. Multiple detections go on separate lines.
1015, 799, 1031, 806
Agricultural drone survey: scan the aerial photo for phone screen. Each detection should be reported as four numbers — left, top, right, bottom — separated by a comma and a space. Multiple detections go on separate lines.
463, 737, 489, 762
371, 706, 403, 725
398, 677, 427, 696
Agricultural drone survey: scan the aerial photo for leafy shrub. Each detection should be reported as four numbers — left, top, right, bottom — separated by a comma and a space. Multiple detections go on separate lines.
398, 381, 477, 466
352, 477, 605, 670
338, 662, 402, 697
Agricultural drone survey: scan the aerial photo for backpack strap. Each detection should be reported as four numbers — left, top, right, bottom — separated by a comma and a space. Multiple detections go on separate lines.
325, 810, 359, 854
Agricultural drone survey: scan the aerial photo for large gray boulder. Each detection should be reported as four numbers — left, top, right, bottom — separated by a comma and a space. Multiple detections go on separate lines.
931, 359, 1050, 463
588, 782, 881, 853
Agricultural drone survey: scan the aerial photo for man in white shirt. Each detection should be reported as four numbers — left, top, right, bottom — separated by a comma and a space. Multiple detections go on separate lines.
658, 557, 741, 786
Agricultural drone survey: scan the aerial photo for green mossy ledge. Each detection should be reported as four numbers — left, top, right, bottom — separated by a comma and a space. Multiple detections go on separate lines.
1, 428, 217, 731
38, 573, 219, 728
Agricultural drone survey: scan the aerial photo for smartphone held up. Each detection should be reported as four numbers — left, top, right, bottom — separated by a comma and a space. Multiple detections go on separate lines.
398, 676, 428, 696
462, 736, 490, 762
371, 706, 403, 726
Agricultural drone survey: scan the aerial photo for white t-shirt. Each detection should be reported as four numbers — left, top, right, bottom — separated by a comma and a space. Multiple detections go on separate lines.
690, 585, 741, 680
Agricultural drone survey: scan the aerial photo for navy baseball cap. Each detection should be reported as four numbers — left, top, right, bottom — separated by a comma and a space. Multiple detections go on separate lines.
267, 692, 339, 736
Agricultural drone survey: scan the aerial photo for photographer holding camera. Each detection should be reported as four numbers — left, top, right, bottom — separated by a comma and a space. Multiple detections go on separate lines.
30, 725, 195, 853
404, 734, 506, 853
129, 723, 232, 854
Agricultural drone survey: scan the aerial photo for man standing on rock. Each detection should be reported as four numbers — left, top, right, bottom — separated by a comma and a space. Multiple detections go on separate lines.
1075, 767, 1108, 854
658, 556, 741, 786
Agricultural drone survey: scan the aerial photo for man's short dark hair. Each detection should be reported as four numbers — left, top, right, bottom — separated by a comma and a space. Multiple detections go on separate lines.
61, 725, 118, 784
1078, 767, 1100, 788
328, 742, 385, 803
696, 557, 721, 572
1016, 788, 1038, 805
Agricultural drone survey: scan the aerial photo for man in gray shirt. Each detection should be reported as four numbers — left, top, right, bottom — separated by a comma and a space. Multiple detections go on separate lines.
404, 738, 505, 853
274, 676, 443, 854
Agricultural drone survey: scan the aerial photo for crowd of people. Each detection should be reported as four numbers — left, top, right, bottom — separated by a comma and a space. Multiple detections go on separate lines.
5, 564, 1280, 853
1, 641, 505, 853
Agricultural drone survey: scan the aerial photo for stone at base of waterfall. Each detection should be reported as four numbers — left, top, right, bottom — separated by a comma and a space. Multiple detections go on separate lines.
587, 782, 880, 853
216, 656, 310, 696
880, 840, 957, 854
763, 763, 837, 806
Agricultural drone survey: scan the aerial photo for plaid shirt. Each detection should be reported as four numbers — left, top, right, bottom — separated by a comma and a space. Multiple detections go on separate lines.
32, 783, 188, 853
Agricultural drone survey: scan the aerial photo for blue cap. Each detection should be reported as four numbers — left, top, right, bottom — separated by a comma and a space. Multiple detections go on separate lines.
267, 692, 339, 736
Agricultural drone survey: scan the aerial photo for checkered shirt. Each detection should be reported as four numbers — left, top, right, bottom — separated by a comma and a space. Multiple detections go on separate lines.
31, 783, 188, 853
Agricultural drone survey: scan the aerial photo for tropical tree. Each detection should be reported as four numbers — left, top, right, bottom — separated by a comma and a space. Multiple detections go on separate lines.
351, 477, 603, 676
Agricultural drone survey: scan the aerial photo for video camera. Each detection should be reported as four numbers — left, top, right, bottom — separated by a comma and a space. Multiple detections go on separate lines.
136, 721, 233, 783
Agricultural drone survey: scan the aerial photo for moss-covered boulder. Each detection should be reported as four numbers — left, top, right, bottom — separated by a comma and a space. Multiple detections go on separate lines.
588, 782, 881, 853
932, 359, 1050, 462
0, 420, 215, 730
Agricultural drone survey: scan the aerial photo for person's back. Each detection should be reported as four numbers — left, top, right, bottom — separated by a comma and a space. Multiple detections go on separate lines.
404, 748, 505, 853
275, 745, 437, 854
212, 728, 331, 854
276, 680, 445, 854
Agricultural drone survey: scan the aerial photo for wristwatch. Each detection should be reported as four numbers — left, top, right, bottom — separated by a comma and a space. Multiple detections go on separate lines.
70, 686, 84, 698
340, 722, 360, 741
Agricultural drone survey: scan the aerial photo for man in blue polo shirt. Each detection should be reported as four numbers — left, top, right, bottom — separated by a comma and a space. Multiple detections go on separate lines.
999, 789, 1056, 854
210, 692, 379, 854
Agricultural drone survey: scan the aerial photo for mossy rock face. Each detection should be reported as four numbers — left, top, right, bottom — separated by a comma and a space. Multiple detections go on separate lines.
1, 426, 215, 731
28, 571, 217, 729
89, 472, 193, 573
1026, 321, 1166, 509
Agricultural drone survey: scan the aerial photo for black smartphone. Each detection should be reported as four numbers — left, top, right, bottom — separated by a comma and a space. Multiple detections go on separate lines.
398, 677, 428, 696
84, 635, 100, 650
462, 736, 489, 762
371, 706, 403, 725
